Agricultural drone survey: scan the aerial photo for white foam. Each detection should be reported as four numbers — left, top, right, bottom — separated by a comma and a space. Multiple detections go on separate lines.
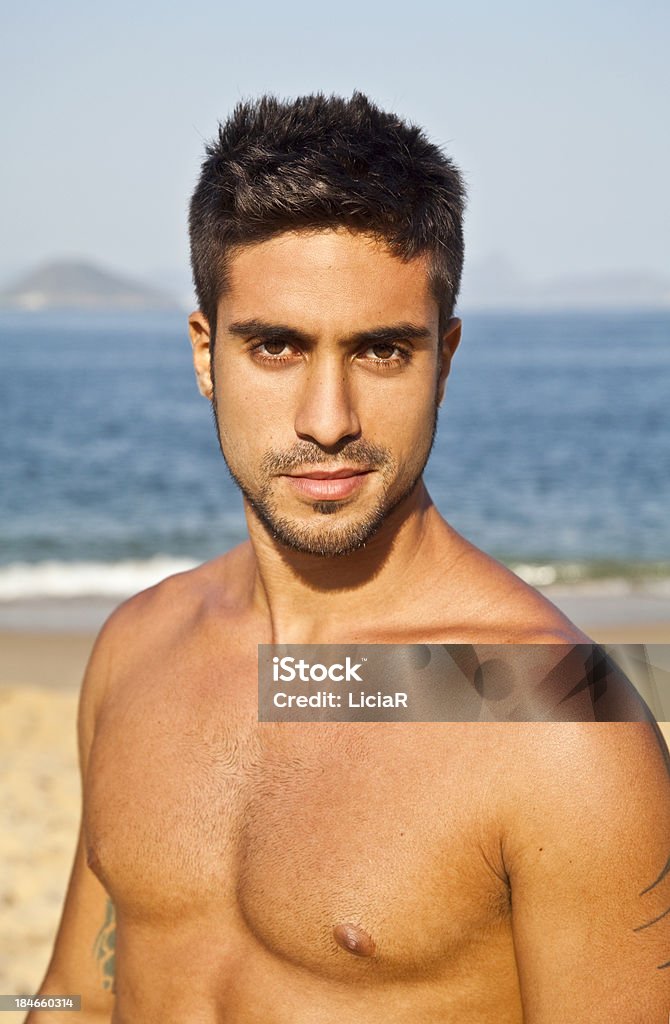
3, 557, 669, 604
512, 563, 558, 586
0, 557, 199, 601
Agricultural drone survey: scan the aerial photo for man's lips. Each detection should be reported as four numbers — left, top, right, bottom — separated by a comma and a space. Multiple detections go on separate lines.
282, 467, 373, 500
286, 467, 372, 480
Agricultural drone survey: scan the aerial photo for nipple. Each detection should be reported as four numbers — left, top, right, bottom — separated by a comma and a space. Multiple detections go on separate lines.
333, 922, 376, 957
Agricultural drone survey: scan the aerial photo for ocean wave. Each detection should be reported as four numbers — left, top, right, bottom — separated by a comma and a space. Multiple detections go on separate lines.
0, 557, 199, 601
0, 557, 669, 602
512, 560, 670, 591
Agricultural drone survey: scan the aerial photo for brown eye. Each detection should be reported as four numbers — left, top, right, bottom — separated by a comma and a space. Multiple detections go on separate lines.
262, 341, 289, 356
370, 343, 397, 360
360, 342, 406, 362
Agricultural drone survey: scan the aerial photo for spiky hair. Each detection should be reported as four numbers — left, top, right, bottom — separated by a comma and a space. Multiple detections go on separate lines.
189, 91, 466, 340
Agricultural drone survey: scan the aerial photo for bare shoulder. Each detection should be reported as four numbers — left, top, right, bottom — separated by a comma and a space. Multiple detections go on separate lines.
95, 542, 252, 661
443, 536, 590, 643
78, 544, 253, 728
502, 720, 670, 861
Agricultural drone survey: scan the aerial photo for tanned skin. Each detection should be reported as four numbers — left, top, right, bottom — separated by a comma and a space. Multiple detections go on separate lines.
28, 231, 670, 1023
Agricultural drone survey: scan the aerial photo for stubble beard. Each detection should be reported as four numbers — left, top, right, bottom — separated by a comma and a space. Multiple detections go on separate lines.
212, 400, 438, 558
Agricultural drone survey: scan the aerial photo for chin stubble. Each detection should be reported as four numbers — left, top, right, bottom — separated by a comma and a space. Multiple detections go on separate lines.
211, 396, 438, 557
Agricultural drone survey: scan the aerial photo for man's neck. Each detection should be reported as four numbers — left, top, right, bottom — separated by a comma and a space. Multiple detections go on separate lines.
245, 483, 461, 643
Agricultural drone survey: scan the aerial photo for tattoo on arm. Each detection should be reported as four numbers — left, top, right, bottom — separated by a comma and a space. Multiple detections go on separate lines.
640, 854, 670, 896
636, 854, 670, 969
93, 898, 116, 992
633, 718, 670, 968
648, 717, 670, 785
633, 904, 670, 932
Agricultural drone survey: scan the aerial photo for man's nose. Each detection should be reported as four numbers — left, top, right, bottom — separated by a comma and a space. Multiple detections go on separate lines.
294, 359, 361, 448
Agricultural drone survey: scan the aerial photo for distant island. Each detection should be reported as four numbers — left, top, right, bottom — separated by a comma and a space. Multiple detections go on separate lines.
0, 260, 181, 312
459, 255, 670, 311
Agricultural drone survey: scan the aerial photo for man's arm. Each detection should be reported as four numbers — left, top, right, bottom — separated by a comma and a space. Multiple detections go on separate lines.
506, 722, 670, 1022
25, 613, 122, 1023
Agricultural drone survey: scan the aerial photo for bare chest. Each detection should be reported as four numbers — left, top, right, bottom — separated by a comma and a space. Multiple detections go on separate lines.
85, 665, 509, 979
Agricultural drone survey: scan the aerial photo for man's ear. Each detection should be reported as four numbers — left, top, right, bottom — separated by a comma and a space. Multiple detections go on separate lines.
188, 311, 214, 400
437, 317, 462, 406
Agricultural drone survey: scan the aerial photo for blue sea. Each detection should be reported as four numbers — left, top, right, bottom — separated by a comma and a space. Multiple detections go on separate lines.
1, 309, 668, 603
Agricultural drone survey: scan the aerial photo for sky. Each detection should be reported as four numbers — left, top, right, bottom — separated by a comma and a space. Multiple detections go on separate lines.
2, 0, 668, 296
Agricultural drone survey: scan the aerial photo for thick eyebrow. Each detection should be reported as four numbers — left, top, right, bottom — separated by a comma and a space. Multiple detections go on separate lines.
226, 318, 433, 347
348, 323, 433, 346
227, 319, 311, 345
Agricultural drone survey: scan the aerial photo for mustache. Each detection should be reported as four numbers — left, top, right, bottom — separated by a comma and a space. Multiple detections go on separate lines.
261, 440, 393, 474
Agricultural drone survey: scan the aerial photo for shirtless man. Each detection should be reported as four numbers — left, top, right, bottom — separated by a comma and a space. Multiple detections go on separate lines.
30, 93, 669, 1022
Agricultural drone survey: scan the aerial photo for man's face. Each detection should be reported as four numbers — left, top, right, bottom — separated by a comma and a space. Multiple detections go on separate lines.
190, 229, 460, 557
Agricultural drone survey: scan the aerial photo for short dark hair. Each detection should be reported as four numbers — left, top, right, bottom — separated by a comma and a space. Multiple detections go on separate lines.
189, 91, 466, 343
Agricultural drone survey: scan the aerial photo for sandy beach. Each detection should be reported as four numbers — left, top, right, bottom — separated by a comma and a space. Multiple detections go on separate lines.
1, 593, 669, 1005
